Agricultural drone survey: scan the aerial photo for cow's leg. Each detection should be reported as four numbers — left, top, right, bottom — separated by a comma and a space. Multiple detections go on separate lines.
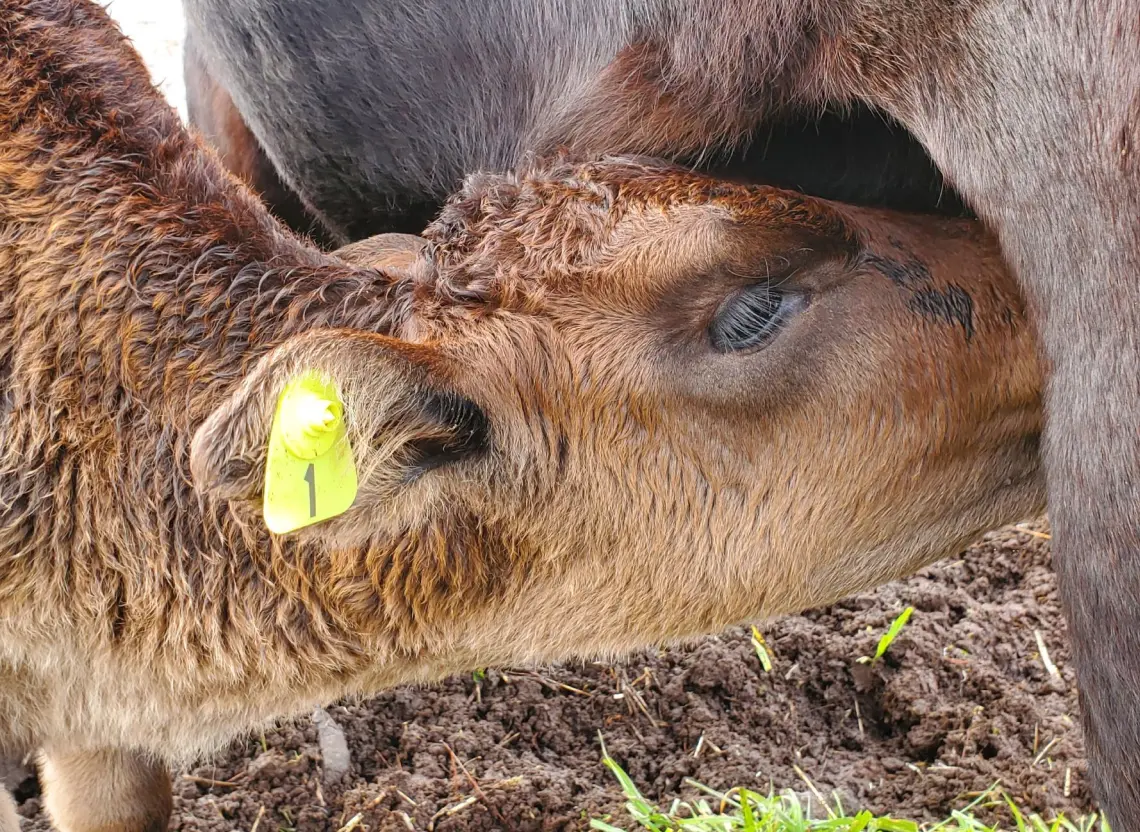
182, 29, 337, 249
39, 749, 171, 832
1024, 178, 1140, 829
931, 91, 1140, 832
850, 2, 1140, 824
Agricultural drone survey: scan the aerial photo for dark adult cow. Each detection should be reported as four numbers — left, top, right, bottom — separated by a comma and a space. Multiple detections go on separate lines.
180, 4, 971, 244
182, 1, 1140, 827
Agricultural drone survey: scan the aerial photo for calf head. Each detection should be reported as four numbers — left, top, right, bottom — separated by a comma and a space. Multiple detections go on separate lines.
191, 157, 1044, 662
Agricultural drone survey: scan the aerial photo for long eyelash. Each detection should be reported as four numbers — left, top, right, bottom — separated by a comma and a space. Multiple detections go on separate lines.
710, 285, 791, 353
719, 291, 781, 342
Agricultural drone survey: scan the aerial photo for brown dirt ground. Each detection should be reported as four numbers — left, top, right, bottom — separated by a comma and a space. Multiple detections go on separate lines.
14, 517, 1094, 831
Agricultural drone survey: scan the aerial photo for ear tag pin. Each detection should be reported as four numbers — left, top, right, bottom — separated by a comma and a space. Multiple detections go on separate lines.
263, 371, 358, 534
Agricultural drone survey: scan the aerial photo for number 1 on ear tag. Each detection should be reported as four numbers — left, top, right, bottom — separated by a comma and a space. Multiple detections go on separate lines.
263, 372, 358, 535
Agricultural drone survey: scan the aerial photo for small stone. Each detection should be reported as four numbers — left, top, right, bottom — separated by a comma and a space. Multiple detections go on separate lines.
312, 707, 352, 784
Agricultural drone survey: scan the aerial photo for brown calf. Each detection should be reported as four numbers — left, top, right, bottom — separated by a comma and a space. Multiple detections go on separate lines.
184, 2, 1140, 822
0, 1, 1043, 829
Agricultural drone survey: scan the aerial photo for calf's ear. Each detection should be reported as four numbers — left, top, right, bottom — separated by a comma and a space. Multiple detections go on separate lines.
189, 329, 489, 511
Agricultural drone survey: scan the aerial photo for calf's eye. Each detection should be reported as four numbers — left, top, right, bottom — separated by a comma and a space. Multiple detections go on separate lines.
709, 284, 806, 353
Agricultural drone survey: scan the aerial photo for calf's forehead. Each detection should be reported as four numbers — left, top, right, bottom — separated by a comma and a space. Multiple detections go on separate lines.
536, 200, 856, 310
423, 160, 856, 290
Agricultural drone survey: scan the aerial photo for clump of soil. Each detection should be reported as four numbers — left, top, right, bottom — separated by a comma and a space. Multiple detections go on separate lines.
15, 519, 1092, 830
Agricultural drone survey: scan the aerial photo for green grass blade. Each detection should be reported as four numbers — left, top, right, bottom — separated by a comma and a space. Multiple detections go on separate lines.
873, 607, 915, 663
751, 626, 774, 672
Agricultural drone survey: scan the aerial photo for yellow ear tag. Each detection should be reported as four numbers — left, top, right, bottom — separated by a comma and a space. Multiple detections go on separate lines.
263, 372, 358, 535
